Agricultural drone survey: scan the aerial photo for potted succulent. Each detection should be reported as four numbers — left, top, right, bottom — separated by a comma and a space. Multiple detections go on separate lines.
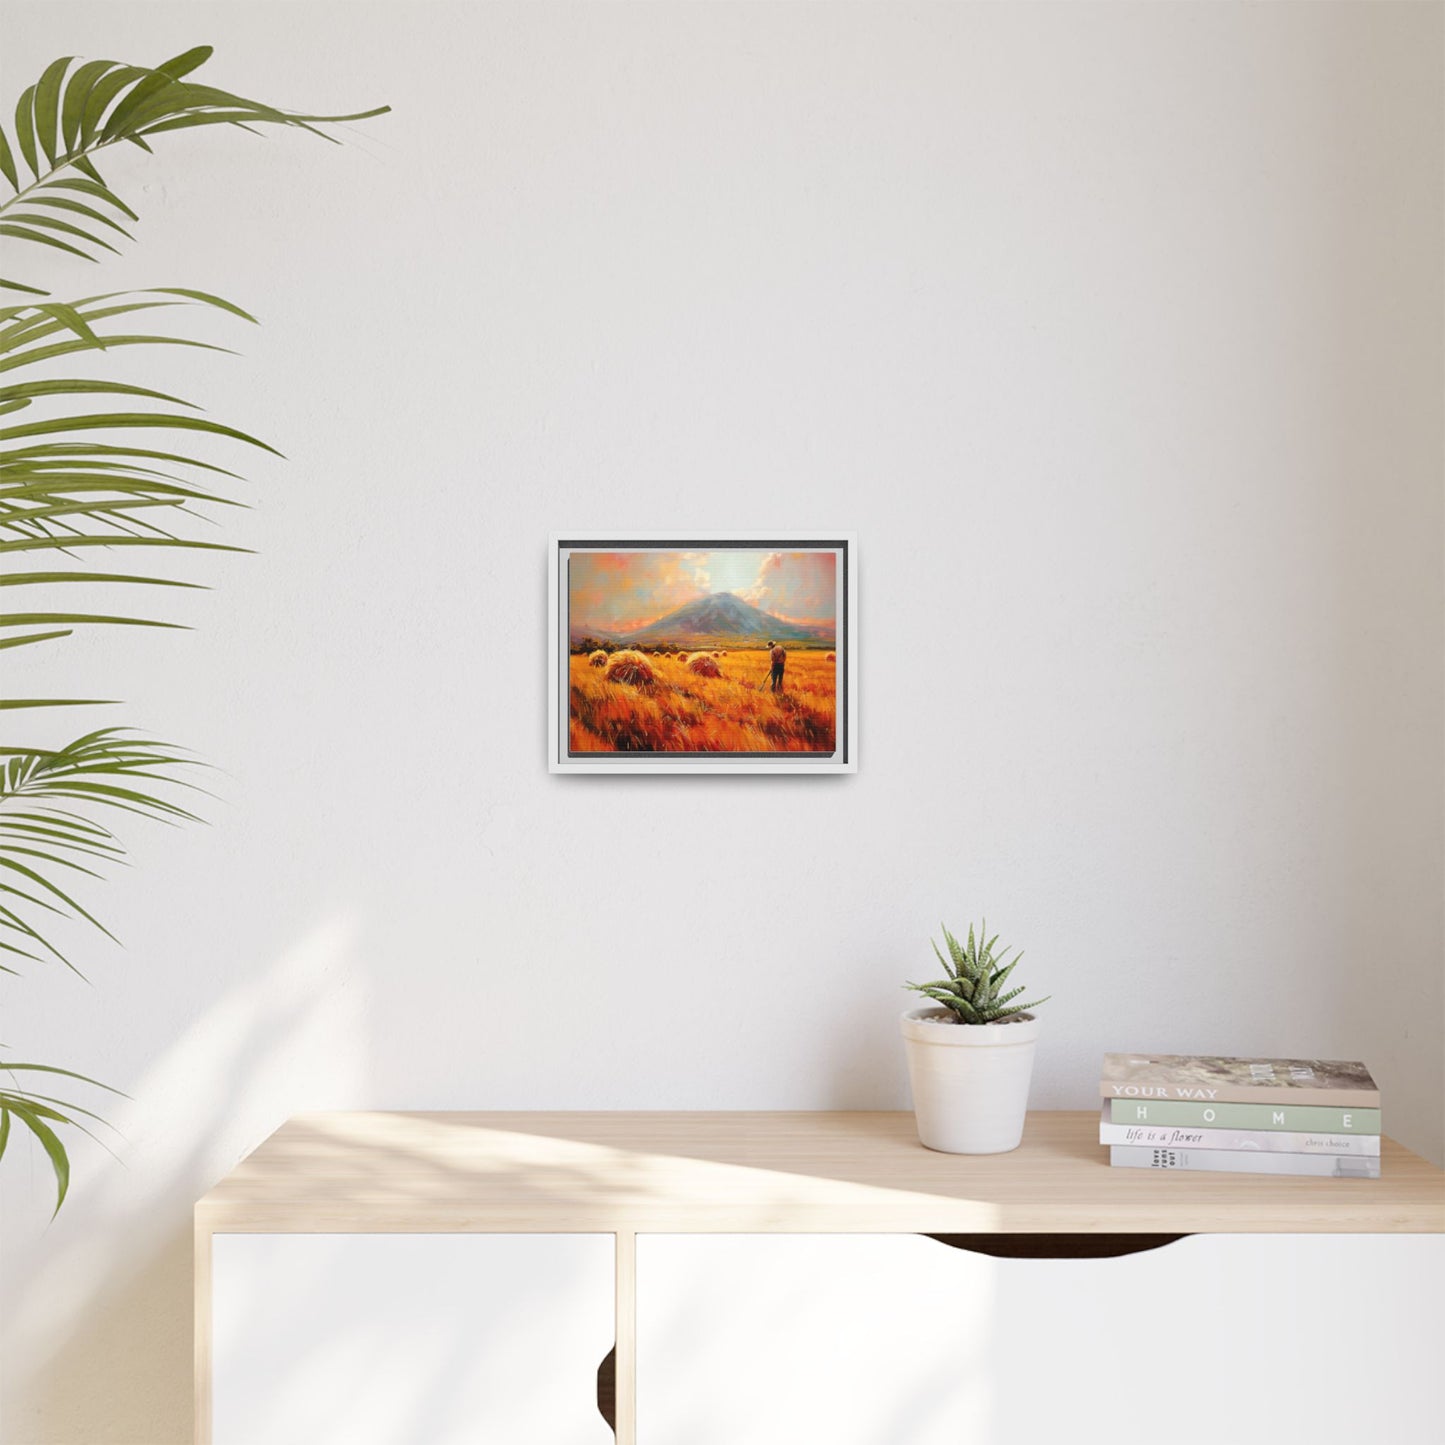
901, 922, 1050, 1154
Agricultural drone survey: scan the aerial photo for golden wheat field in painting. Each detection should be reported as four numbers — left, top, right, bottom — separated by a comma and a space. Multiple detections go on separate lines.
569, 648, 837, 754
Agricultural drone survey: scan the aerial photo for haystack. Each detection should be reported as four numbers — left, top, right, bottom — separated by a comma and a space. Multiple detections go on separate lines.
826, 652, 836, 661
688, 654, 722, 678
588, 649, 607, 668
605, 650, 655, 686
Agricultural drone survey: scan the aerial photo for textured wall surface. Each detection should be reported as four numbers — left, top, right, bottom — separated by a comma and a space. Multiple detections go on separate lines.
3, 3, 1441, 1441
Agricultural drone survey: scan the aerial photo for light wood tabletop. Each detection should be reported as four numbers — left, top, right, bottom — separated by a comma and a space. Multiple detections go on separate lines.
195, 1109, 1445, 1235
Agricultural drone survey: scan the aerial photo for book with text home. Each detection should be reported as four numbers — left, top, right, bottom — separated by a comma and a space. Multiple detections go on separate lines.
1099, 1054, 1378, 1107
1108, 1099, 1380, 1133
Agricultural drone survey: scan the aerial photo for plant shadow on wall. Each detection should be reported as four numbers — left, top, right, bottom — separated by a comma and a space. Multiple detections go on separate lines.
0, 49, 386, 1209
8, 916, 366, 1444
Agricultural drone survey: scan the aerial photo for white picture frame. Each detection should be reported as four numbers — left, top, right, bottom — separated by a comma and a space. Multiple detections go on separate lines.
548, 534, 857, 774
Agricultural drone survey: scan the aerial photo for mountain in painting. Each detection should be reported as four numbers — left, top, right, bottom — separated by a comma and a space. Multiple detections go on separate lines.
572, 591, 832, 646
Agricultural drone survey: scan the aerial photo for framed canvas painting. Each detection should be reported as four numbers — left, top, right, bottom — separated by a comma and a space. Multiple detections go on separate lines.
549, 536, 856, 774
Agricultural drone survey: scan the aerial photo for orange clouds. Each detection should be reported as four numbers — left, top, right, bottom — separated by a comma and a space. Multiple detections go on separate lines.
739, 551, 836, 625
568, 551, 711, 633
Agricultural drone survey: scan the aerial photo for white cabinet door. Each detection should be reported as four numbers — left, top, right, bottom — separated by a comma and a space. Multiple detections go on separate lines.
638, 1233, 990, 1445
213, 1233, 614, 1445
636, 1233, 1444, 1445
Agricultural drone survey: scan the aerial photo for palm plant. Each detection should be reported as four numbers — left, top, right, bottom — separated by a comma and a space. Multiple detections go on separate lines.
0, 46, 385, 1210
906, 922, 1050, 1025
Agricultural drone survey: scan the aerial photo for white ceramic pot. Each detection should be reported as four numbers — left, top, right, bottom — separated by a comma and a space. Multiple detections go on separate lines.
900, 1006, 1041, 1154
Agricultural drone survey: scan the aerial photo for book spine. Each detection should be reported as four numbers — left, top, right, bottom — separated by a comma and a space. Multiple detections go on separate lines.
1100, 1082, 1379, 1108
1099, 1121, 1380, 1156
1108, 1099, 1380, 1133
1110, 1146, 1380, 1179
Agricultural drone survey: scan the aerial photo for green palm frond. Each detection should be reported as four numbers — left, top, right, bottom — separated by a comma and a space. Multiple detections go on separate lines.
0, 1060, 125, 1214
0, 288, 268, 716
906, 920, 1051, 1025
0, 44, 385, 1213
0, 47, 388, 294
0, 729, 201, 975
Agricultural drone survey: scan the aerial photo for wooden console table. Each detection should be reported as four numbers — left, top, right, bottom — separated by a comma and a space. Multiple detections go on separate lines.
195, 1110, 1445, 1444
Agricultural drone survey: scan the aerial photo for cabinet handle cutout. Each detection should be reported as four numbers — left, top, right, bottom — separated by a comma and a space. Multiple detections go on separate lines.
924, 1233, 1189, 1259
596, 1344, 616, 1434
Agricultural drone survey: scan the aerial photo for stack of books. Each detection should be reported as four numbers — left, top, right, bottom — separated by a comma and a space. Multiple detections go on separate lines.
1099, 1053, 1381, 1178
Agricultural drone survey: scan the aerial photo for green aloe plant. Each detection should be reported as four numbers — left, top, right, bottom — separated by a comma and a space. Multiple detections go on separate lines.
0, 46, 386, 1211
906, 922, 1050, 1025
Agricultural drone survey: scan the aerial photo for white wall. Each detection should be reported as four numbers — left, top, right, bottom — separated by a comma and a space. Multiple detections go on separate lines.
3, 2, 1441, 1440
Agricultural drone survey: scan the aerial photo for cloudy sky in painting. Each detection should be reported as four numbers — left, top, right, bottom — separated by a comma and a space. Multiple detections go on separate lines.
568, 549, 837, 632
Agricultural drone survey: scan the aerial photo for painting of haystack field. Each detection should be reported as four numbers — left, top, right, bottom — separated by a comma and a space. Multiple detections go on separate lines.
567, 548, 839, 755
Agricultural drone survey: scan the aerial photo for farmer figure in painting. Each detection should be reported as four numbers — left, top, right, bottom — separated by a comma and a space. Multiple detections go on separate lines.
767, 639, 787, 692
